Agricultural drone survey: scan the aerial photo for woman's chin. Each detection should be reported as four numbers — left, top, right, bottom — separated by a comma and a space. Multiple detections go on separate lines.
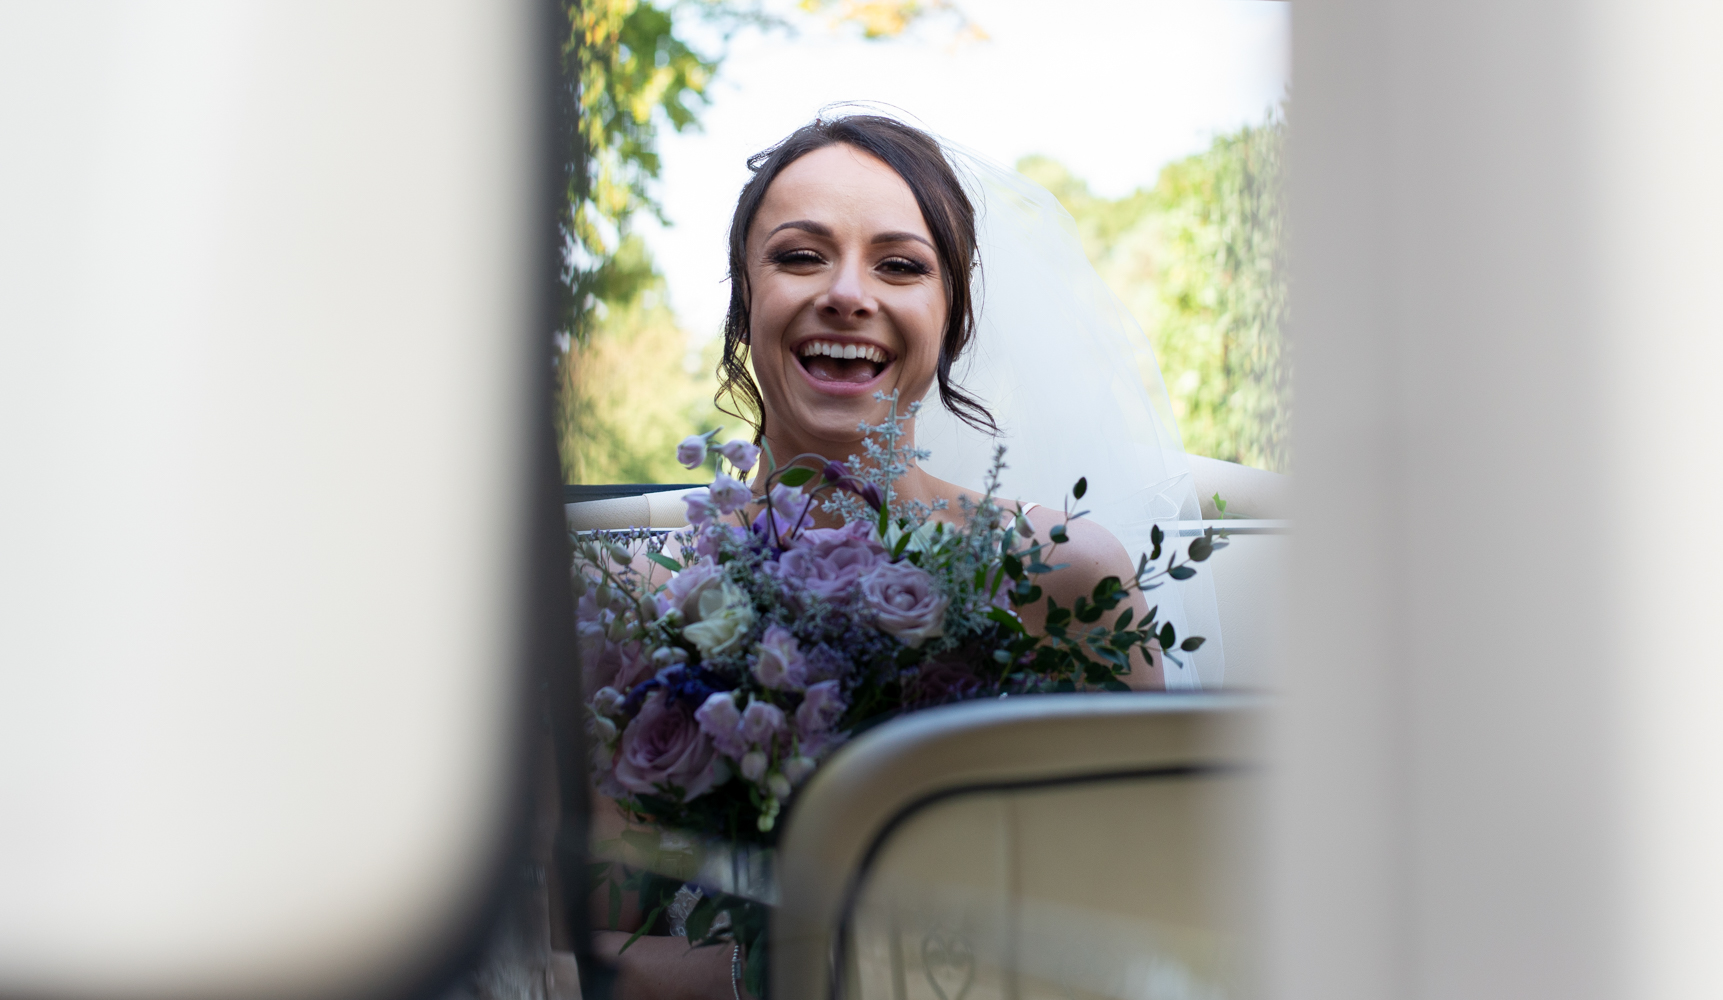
774, 395, 892, 448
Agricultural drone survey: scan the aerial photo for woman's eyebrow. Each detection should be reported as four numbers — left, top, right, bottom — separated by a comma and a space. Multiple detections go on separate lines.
872, 230, 934, 249
767, 219, 832, 238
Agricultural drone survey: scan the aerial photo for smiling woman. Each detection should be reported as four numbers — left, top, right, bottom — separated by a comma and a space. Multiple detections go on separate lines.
718, 118, 994, 449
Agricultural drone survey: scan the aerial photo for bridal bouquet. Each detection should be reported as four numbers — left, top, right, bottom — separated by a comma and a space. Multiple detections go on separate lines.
575, 396, 1224, 990
574, 396, 1224, 842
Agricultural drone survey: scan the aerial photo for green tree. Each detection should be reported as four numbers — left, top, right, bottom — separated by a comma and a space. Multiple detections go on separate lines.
1019, 111, 1290, 473
560, 237, 724, 483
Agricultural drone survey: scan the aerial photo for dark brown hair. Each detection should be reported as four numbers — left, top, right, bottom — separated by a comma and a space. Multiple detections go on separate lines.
715, 115, 996, 438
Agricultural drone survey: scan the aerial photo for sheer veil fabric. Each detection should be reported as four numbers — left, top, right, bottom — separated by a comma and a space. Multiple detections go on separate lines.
914, 146, 1226, 688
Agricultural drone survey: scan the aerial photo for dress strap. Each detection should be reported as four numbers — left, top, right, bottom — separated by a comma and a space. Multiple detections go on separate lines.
1019, 501, 1040, 515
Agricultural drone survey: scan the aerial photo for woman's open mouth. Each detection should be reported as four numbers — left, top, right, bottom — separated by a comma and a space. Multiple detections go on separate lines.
795, 338, 894, 389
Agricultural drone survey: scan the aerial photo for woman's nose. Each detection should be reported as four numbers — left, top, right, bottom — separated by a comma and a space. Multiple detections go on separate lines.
815, 258, 876, 323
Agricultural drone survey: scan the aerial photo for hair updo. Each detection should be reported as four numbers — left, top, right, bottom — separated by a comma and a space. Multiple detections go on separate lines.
715, 114, 997, 438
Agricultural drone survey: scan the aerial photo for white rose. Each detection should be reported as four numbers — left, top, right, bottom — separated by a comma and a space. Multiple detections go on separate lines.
682, 580, 756, 656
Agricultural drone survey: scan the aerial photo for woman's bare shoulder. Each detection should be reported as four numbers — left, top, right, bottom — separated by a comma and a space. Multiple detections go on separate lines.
1019, 504, 1137, 602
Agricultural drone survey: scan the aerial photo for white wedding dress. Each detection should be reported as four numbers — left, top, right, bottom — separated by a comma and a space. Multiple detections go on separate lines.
916, 146, 1226, 689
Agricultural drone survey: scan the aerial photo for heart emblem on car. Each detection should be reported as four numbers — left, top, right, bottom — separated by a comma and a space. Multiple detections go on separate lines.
921, 931, 976, 1000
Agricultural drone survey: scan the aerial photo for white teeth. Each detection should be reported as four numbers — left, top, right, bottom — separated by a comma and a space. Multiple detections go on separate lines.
798, 340, 890, 364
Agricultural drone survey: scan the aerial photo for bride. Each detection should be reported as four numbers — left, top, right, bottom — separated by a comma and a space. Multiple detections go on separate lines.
581, 113, 1217, 999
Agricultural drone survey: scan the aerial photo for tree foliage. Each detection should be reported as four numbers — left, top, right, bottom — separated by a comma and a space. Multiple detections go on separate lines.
1019, 110, 1290, 473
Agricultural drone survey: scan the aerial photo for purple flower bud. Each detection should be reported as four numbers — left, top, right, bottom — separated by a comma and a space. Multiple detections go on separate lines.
684, 491, 716, 527
740, 749, 768, 783
823, 460, 849, 483
591, 686, 625, 717
795, 680, 847, 756
739, 698, 786, 749
676, 434, 708, 470
708, 473, 751, 516
695, 691, 748, 758
752, 484, 813, 546
783, 755, 818, 785
858, 482, 885, 511
716, 439, 761, 473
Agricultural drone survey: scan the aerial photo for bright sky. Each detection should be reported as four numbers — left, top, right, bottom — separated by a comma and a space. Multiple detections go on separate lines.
640, 0, 1291, 343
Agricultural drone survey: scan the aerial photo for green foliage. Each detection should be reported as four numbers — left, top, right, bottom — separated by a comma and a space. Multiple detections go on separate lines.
1018, 109, 1290, 472
557, 236, 721, 483
559, 0, 719, 339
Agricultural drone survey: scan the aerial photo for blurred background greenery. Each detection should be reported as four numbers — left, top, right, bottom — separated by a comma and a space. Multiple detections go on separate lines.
556, 0, 1289, 484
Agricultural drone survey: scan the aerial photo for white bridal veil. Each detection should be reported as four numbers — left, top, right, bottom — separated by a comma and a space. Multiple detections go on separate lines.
915, 146, 1227, 689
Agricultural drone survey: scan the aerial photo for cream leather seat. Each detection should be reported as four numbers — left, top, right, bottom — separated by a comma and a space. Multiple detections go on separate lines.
773, 694, 1263, 999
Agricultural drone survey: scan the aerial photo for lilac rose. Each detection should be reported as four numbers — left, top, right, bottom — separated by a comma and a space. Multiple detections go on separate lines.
860, 560, 949, 648
775, 522, 887, 604
751, 624, 809, 691
612, 690, 726, 801
664, 558, 724, 621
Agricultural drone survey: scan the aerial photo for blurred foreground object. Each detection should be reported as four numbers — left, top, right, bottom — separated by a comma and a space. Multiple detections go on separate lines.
1285, 1, 1723, 998
0, 3, 558, 999
774, 694, 1262, 998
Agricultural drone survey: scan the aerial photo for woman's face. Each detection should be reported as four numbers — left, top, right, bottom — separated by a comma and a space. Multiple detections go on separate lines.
744, 143, 947, 450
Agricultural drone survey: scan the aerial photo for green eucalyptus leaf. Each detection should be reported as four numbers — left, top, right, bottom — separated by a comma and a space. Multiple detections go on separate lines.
1072, 476, 1088, 499
778, 466, 815, 487
1188, 536, 1214, 562
1004, 554, 1024, 579
1181, 636, 1206, 651
1115, 607, 1135, 631
1169, 565, 1197, 580
987, 607, 1027, 634
620, 902, 666, 952
1049, 525, 1070, 544
685, 896, 719, 943
1103, 678, 1132, 692
745, 936, 768, 996
1159, 622, 1176, 649
646, 552, 683, 573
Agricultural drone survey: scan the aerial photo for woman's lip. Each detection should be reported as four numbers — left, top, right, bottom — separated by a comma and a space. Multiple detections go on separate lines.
789, 335, 897, 363
791, 351, 894, 397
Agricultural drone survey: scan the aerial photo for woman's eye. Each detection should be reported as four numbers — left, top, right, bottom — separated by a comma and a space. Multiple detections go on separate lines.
879, 256, 932, 276
771, 249, 824, 267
